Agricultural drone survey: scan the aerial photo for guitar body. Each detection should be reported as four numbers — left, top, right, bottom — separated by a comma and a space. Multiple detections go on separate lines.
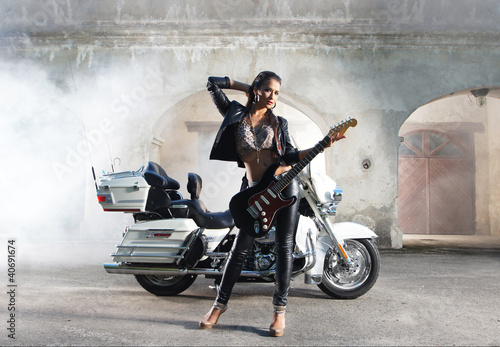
229, 117, 357, 238
229, 163, 297, 237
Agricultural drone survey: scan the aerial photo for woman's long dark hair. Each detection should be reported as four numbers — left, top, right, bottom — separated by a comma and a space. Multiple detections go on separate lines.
245, 71, 282, 108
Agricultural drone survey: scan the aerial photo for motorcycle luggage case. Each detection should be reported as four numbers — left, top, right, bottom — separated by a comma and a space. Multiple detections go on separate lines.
97, 171, 150, 213
112, 219, 199, 264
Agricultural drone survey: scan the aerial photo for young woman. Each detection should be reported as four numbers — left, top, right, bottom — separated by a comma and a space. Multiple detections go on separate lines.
200, 71, 343, 337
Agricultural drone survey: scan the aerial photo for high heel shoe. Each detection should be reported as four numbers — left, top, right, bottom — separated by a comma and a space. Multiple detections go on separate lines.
269, 305, 286, 337
199, 302, 227, 329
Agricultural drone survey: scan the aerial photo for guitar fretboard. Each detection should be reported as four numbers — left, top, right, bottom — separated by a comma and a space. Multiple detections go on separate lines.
272, 134, 331, 194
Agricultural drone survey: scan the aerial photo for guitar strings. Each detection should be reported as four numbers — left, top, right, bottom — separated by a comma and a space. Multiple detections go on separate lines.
273, 135, 331, 193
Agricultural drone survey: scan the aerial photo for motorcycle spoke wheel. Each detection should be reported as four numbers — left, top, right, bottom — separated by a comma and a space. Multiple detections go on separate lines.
318, 239, 380, 299
135, 274, 197, 296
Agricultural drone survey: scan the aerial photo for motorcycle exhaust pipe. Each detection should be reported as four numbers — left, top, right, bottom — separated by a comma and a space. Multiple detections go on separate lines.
103, 263, 276, 277
104, 263, 191, 276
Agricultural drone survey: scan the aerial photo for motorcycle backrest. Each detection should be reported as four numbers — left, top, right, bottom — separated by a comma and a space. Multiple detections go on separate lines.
187, 173, 202, 200
143, 162, 181, 190
145, 186, 173, 212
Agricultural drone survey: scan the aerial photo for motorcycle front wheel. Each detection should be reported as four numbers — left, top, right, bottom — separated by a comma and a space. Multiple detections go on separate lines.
318, 239, 380, 299
135, 274, 197, 296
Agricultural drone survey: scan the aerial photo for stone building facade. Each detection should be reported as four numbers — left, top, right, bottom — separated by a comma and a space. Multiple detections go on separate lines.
1, 1, 499, 247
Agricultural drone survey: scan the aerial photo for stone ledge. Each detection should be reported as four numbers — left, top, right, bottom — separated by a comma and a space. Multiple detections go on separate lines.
2, 26, 499, 50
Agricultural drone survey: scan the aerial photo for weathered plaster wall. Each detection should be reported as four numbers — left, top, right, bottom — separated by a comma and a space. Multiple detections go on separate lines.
487, 98, 500, 235
1, 1, 499, 246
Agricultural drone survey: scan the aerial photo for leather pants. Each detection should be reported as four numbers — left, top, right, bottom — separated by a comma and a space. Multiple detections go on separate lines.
216, 177, 300, 307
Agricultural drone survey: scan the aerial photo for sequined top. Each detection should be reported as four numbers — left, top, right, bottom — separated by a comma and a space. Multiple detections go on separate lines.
235, 119, 274, 159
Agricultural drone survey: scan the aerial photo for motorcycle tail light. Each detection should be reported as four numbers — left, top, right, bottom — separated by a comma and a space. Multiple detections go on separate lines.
97, 193, 113, 204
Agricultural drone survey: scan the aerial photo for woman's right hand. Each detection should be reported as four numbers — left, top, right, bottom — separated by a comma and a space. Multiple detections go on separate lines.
230, 78, 252, 94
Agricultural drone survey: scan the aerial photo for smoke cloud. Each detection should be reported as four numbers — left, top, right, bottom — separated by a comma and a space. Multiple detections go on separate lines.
0, 54, 324, 269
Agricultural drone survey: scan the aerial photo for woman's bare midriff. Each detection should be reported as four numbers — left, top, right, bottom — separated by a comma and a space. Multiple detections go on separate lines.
241, 149, 291, 182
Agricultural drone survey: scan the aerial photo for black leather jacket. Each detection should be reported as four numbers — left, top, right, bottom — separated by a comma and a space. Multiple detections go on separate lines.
207, 76, 300, 168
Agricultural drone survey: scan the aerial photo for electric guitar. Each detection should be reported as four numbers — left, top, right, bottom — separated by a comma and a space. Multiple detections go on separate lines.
229, 117, 357, 237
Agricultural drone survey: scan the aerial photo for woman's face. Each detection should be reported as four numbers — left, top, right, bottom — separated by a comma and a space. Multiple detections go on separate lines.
254, 78, 280, 110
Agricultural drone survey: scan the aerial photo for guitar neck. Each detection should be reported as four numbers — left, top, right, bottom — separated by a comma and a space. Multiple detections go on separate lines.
273, 134, 331, 194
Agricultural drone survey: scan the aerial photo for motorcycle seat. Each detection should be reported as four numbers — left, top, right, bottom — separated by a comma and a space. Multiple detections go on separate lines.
167, 173, 234, 229
169, 199, 234, 229
191, 201, 233, 229
143, 162, 181, 190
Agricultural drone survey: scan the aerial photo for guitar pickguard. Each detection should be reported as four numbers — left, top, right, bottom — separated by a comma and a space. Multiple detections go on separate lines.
247, 180, 295, 232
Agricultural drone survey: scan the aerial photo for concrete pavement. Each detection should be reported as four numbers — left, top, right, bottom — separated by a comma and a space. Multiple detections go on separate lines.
2, 237, 499, 346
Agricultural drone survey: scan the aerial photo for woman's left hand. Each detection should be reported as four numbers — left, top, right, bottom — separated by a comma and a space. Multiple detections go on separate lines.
326, 132, 346, 148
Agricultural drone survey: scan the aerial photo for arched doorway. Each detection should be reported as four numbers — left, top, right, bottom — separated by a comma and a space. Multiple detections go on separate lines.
150, 90, 326, 212
397, 89, 500, 236
398, 129, 475, 234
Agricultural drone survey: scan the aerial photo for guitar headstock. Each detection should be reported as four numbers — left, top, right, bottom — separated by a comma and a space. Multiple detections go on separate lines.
329, 117, 358, 137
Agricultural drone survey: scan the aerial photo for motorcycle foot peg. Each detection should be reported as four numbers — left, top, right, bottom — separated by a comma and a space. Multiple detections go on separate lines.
208, 281, 220, 291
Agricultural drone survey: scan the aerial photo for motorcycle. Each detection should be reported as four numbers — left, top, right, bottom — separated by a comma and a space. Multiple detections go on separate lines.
97, 160, 380, 299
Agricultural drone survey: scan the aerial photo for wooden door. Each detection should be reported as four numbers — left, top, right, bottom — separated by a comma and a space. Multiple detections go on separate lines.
398, 130, 475, 235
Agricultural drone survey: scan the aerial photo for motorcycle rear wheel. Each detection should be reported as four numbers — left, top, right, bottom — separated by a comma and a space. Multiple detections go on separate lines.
135, 274, 197, 296
318, 239, 380, 299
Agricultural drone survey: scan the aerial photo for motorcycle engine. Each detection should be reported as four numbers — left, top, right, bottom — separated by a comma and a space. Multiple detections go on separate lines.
254, 251, 276, 271
245, 227, 277, 271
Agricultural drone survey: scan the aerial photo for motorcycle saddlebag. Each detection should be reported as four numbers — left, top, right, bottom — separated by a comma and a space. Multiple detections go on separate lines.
112, 219, 199, 264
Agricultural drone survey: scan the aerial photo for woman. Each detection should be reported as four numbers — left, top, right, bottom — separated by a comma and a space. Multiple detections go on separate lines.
200, 71, 343, 337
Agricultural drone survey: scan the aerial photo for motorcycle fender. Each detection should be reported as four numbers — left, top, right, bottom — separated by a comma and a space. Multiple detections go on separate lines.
331, 222, 378, 243
304, 222, 377, 284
